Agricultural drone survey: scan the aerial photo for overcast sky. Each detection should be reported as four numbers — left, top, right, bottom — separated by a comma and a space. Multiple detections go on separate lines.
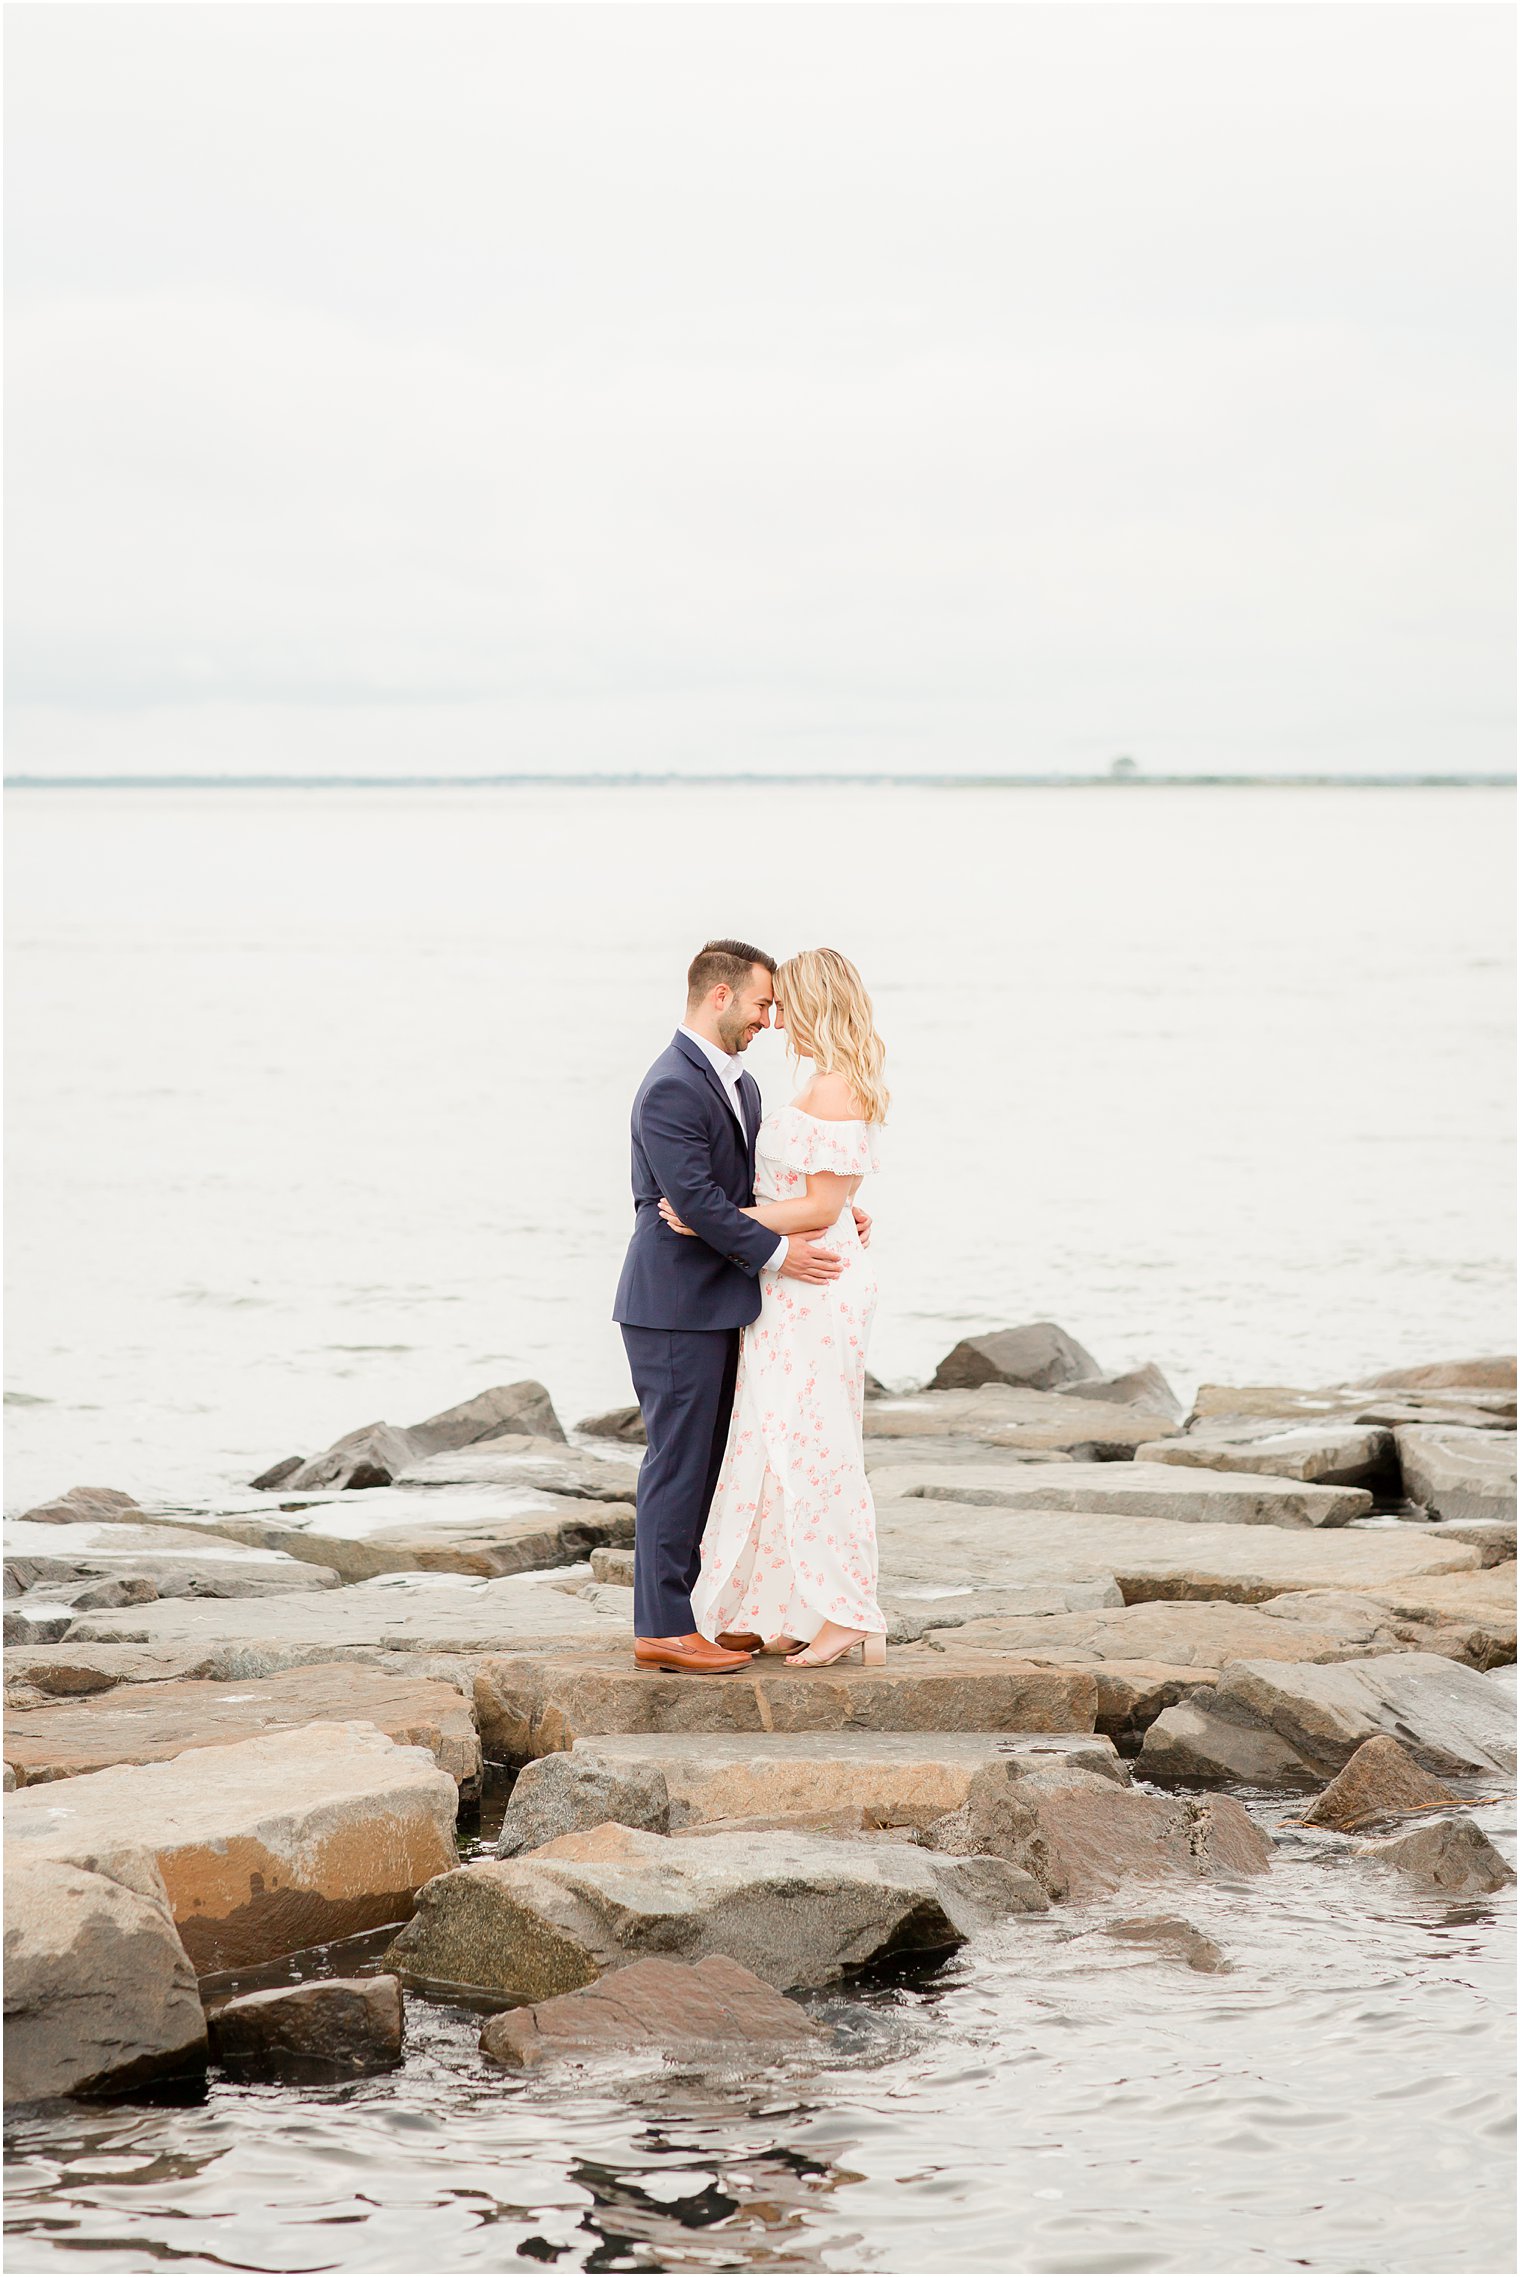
5, 3, 1514, 779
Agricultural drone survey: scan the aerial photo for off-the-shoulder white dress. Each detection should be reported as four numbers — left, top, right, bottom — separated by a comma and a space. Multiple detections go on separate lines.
691, 1104, 887, 1643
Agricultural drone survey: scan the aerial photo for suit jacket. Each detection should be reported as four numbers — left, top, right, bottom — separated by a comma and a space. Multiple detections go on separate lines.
613, 1030, 780, 1331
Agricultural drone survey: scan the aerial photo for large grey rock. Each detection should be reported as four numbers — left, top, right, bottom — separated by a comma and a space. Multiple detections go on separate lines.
387, 1822, 1045, 1997
269, 1381, 568, 1491
6, 1722, 459, 1971
1214, 1653, 1518, 1779
479, 1954, 822, 2068
1355, 1816, 1517, 1894
1060, 1365, 1186, 1423
4, 1547, 342, 1602
1396, 1428, 1517, 1524
931, 1323, 1101, 1393
1135, 1420, 1397, 1491
878, 1461, 1372, 1528
496, 1753, 671, 1855
209, 1976, 404, 2080
4, 1854, 206, 2102
392, 1438, 635, 1498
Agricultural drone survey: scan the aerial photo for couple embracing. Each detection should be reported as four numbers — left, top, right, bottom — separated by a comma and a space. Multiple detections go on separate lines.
613, 938, 890, 1676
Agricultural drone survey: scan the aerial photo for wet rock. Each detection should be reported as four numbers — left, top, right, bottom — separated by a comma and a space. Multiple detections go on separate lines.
1369, 1356, 1516, 1392
576, 1406, 646, 1445
563, 1731, 1122, 1835
6, 1722, 459, 1972
931, 1323, 1101, 1393
14, 1486, 144, 1527
1135, 1698, 1319, 1787
921, 1763, 1272, 1900
1102, 1914, 1229, 1971
1061, 1365, 1186, 1423
1135, 1420, 1397, 1491
471, 1653, 1097, 1765
386, 1823, 1044, 1998
1354, 1816, 1517, 1894
879, 1461, 1372, 1528
1395, 1427, 1517, 1525
479, 1953, 822, 2068
4, 1854, 206, 2102
209, 1975, 404, 2080
4, 1664, 482, 1795
1213, 1652, 1518, 1779
1302, 1735, 1462, 1832
495, 1754, 670, 1855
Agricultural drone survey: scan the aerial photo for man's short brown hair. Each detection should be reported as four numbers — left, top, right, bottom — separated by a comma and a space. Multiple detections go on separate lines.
686, 938, 777, 1006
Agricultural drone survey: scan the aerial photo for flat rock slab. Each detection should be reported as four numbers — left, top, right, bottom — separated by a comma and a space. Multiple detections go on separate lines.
1211, 1653, 1518, 1780
59, 1566, 630, 1668
5, 1722, 459, 1972
479, 1954, 823, 2069
209, 1975, 404, 2080
135, 1488, 636, 1586
4, 1664, 482, 1794
871, 1496, 1478, 1604
470, 1653, 1098, 1764
392, 1437, 638, 1498
4, 1854, 206, 2103
387, 1822, 1045, 1999
565, 1730, 1124, 1830
1355, 1566, 1517, 1668
1395, 1428, 1517, 1524
878, 1462, 1372, 1528
864, 1387, 1175, 1455
1134, 1421, 1396, 1488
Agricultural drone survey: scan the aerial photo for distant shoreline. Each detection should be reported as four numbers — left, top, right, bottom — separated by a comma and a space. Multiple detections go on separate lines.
5, 772, 1515, 791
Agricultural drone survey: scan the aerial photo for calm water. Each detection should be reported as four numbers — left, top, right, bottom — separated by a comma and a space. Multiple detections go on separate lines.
4, 783, 1515, 2274
3, 784, 1514, 1510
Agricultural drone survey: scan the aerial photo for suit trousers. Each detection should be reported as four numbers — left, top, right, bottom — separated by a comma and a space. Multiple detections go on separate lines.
620, 1323, 741, 1637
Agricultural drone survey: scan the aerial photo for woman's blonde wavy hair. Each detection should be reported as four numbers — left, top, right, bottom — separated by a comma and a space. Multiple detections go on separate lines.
774, 948, 890, 1125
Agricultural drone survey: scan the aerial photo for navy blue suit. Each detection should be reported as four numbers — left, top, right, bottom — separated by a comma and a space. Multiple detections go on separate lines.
613, 1031, 779, 1635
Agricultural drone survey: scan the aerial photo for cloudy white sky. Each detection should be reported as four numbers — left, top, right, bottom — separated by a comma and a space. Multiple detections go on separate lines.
5, 3, 1513, 779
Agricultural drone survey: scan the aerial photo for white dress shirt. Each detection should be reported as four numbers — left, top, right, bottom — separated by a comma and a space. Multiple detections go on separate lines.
678, 1024, 789, 1273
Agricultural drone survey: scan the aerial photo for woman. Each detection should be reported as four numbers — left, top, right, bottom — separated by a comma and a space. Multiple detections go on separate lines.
660, 947, 889, 1668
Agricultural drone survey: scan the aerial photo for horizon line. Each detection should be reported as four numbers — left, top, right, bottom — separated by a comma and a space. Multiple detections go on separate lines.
5, 770, 1515, 791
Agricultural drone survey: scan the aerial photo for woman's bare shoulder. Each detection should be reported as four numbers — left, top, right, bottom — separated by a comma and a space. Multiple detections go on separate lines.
795, 1069, 867, 1122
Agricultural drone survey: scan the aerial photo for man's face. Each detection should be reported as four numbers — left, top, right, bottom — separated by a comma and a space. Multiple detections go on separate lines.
714, 965, 775, 1054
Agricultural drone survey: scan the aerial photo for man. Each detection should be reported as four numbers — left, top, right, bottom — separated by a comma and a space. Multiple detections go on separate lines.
613, 938, 864, 1673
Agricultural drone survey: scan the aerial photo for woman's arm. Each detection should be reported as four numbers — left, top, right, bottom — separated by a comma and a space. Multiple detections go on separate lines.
663, 1172, 857, 1239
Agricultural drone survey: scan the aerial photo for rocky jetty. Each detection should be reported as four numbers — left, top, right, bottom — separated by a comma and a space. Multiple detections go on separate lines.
4, 1340, 1513, 2107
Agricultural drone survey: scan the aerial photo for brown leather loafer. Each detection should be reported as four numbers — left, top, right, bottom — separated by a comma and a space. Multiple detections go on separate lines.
716, 1630, 764, 1653
633, 1632, 753, 1674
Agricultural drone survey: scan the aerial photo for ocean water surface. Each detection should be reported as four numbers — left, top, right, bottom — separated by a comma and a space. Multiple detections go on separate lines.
4, 782, 1513, 1508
